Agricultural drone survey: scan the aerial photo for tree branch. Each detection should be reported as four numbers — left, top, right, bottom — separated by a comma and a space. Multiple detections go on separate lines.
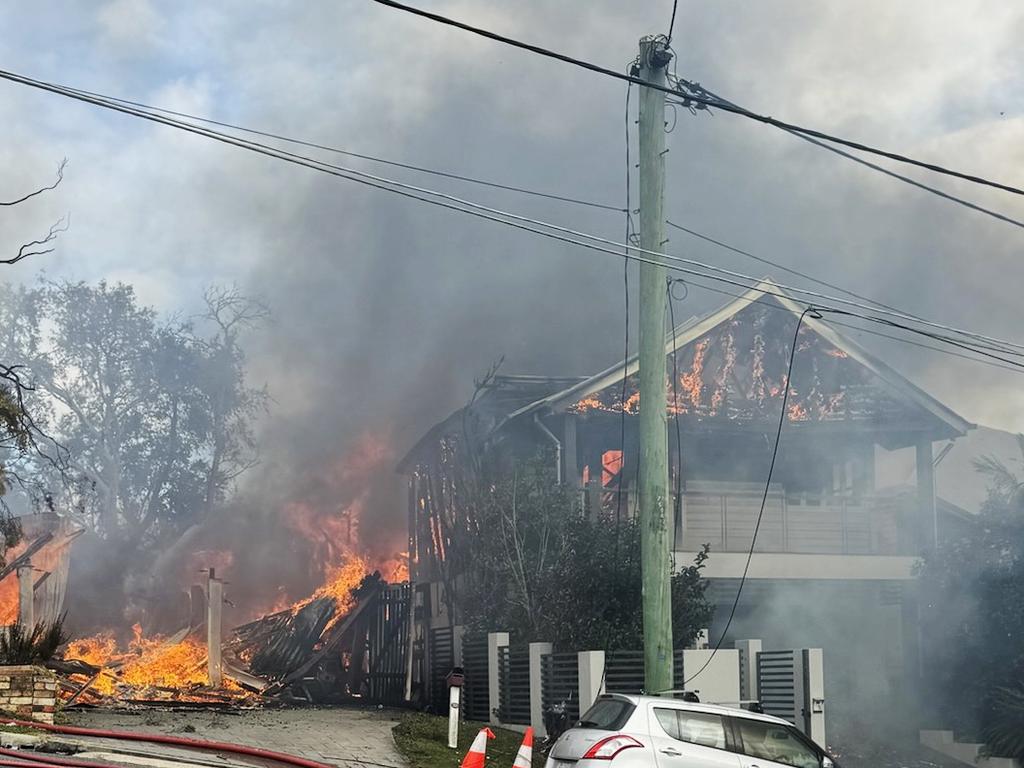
2, 215, 70, 266
0, 158, 66, 206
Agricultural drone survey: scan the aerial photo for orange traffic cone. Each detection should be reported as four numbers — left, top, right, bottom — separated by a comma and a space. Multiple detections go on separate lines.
512, 727, 533, 768
461, 727, 495, 768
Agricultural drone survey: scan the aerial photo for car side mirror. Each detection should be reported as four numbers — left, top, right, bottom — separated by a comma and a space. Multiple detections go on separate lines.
822, 757, 835, 768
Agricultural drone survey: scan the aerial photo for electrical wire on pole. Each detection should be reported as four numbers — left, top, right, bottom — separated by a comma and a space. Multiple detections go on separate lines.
369, 0, 1024, 198
6, 68, 1024, 368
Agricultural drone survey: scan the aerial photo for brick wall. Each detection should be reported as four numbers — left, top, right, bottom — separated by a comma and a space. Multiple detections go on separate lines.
0, 665, 57, 723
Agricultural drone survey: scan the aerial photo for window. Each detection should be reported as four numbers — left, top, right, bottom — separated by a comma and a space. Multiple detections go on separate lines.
578, 698, 635, 731
735, 719, 820, 768
653, 709, 727, 750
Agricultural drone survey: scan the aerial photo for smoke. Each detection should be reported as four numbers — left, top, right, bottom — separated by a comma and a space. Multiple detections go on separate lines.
0, 1, 1022, 697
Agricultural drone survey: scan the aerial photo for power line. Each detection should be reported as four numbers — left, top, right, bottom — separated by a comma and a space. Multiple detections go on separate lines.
685, 307, 814, 685
667, 0, 679, 42
370, 0, 1024, 198
678, 274, 1024, 376
7, 67, 1024, 367
52, 81, 625, 213
665, 220, 910, 317
669, 81, 1024, 231
8, 68, 1020, 361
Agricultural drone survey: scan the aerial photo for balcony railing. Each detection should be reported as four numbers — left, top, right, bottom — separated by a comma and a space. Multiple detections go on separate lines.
581, 481, 913, 556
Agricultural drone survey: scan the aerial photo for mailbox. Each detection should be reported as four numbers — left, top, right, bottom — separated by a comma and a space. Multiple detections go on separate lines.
446, 666, 465, 688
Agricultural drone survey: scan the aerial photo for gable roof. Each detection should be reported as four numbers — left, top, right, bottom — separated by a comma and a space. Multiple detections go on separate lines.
395, 374, 586, 473
503, 278, 973, 439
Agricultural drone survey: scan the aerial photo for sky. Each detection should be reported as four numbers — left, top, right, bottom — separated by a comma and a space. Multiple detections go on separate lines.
0, 0, 1023, 546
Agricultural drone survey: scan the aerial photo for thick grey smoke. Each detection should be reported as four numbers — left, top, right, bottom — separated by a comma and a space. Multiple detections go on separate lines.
0, 2, 1022, 610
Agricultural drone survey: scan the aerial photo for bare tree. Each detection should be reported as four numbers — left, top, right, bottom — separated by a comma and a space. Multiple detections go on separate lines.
0, 160, 70, 557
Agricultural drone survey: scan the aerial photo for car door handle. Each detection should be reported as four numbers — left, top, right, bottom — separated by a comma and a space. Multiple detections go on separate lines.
659, 748, 683, 756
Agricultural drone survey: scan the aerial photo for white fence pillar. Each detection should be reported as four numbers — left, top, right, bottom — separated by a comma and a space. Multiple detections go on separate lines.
801, 649, 826, 746
757, 648, 826, 746
577, 650, 606, 715
689, 628, 710, 650
487, 632, 509, 725
735, 639, 762, 701
682, 649, 741, 704
529, 642, 553, 737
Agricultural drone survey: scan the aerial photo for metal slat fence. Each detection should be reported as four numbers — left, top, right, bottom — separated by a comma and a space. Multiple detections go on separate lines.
758, 650, 798, 725
428, 626, 454, 713
541, 652, 580, 722
462, 635, 490, 721
498, 645, 532, 725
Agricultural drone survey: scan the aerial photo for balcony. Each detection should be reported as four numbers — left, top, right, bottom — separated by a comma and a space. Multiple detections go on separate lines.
585, 481, 917, 557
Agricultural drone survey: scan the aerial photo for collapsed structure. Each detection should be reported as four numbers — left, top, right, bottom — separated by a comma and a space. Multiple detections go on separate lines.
399, 279, 975, 715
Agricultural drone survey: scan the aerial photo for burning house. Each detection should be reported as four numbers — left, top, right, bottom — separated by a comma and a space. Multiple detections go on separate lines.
399, 279, 974, 715
0, 512, 84, 629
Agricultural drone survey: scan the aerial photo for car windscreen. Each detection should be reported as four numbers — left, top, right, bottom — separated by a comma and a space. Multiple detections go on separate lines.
577, 698, 636, 731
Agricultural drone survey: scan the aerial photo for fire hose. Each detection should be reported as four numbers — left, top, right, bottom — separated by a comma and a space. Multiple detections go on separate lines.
0, 721, 366, 768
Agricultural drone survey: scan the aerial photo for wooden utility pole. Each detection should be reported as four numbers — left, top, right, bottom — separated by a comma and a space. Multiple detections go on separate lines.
637, 35, 674, 693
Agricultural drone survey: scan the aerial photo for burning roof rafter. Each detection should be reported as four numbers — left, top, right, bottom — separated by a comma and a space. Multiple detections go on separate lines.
503, 279, 972, 440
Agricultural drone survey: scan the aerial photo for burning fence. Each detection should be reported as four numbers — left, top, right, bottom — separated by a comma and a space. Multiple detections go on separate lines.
49, 558, 409, 707
0, 431, 412, 709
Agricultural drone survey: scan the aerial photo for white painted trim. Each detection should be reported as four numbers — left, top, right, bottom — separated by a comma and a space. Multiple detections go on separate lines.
675, 551, 918, 580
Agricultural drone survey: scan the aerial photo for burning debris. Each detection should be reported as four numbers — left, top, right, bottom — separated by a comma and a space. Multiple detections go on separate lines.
48, 558, 406, 709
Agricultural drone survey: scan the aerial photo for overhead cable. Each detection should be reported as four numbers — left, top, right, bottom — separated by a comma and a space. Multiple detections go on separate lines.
669, 81, 1024, 231
369, 0, 1024, 198
5, 68, 1024, 365
53, 82, 625, 213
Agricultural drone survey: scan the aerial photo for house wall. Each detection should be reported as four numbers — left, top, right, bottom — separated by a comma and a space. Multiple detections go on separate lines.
707, 579, 911, 739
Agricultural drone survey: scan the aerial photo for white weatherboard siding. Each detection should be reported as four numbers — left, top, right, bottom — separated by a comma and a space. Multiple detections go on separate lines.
674, 551, 918, 580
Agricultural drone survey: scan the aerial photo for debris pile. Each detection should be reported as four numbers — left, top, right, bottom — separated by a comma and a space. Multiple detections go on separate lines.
51, 570, 395, 709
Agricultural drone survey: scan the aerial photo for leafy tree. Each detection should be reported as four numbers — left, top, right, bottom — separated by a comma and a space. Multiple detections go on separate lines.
0, 280, 267, 551
461, 454, 713, 650
918, 435, 1024, 754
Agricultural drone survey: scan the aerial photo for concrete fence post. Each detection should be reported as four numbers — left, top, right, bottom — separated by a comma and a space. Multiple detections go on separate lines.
529, 642, 553, 737
206, 569, 223, 688
801, 649, 826, 746
487, 631, 509, 725
577, 650, 606, 715
735, 639, 762, 701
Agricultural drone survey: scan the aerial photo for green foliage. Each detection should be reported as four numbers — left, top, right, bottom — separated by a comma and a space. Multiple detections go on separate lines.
0, 616, 68, 665
918, 435, 1024, 753
0, 280, 267, 548
980, 685, 1024, 760
460, 454, 713, 650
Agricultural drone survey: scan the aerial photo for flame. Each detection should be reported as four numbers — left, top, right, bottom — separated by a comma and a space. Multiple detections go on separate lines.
65, 633, 118, 668
678, 338, 710, 410
570, 394, 605, 413
119, 627, 210, 692
289, 556, 369, 622
65, 625, 245, 699
710, 329, 737, 414
787, 401, 809, 421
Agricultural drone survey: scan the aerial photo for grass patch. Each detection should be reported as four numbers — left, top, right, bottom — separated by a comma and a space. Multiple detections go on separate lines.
392, 712, 535, 768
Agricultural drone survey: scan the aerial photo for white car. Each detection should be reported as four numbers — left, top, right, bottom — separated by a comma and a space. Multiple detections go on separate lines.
544, 694, 837, 768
